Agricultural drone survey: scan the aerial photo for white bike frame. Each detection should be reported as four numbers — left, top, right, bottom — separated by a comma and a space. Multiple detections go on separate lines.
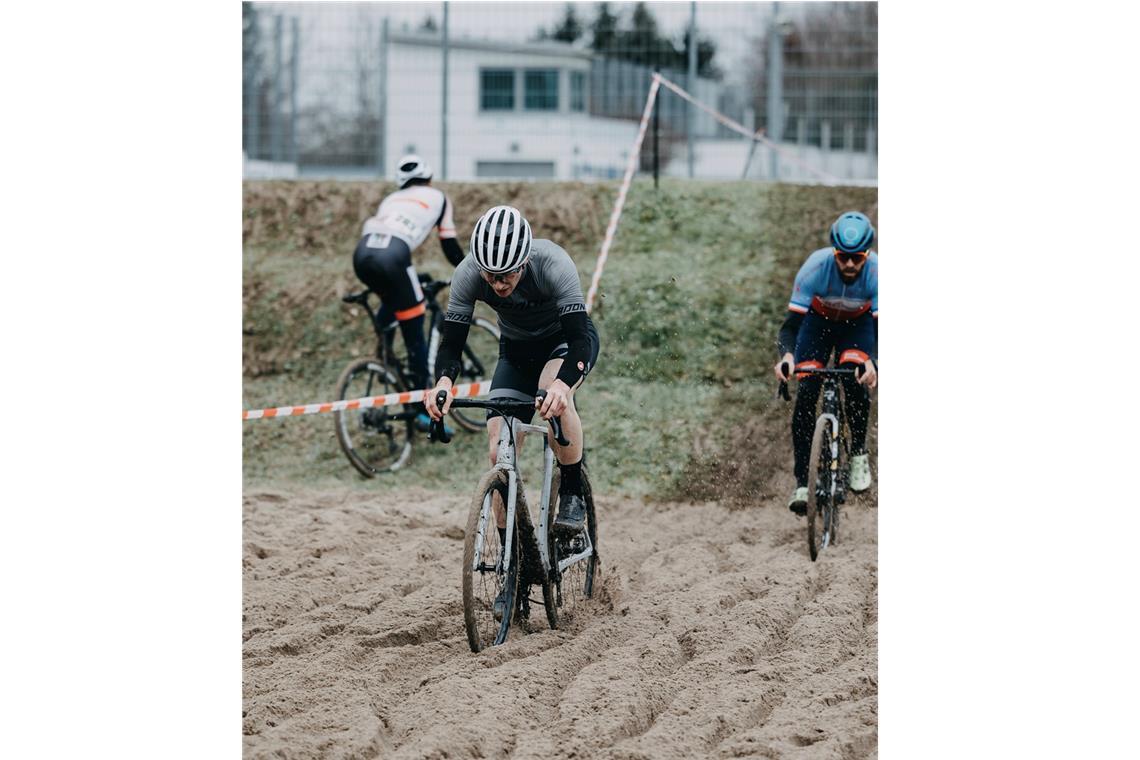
469, 417, 594, 582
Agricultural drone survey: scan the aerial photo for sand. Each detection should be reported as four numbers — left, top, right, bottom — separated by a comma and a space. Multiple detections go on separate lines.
243, 478, 877, 759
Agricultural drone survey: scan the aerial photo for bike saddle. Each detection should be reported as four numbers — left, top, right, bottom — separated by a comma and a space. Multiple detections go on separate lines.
421, 280, 449, 300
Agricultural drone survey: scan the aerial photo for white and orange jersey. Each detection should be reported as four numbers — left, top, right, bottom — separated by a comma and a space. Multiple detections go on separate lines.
361, 185, 457, 251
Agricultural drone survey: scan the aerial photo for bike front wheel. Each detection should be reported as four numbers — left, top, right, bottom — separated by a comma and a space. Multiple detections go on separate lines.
462, 470, 519, 652
333, 357, 413, 478
449, 317, 501, 433
806, 416, 836, 562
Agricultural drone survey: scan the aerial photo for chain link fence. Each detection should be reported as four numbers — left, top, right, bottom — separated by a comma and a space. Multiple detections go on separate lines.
243, 1, 876, 182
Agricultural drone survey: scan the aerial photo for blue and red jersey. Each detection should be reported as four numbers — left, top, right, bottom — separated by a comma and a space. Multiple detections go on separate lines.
788, 247, 878, 321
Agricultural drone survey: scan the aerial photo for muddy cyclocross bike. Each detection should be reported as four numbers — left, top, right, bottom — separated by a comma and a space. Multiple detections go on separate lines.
334, 275, 500, 477
429, 389, 600, 653
779, 365, 870, 562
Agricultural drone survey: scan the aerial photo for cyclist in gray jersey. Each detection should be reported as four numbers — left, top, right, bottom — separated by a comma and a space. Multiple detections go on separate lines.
425, 206, 600, 541
444, 239, 588, 342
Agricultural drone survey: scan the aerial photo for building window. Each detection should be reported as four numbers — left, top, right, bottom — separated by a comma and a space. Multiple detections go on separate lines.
570, 71, 586, 112
524, 69, 559, 111
477, 161, 557, 179
481, 69, 515, 110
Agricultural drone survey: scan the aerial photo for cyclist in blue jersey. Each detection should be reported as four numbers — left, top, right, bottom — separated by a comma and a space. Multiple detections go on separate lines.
353, 154, 465, 431
774, 211, 878, 516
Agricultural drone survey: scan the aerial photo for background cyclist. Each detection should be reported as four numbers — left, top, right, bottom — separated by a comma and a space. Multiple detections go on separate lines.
424, 205, 600, 540
774, 211, 878, 516
352, 153, 465, 430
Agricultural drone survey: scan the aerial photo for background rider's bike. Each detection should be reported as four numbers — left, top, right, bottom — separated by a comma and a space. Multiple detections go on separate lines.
779, 365, 869, 562
430, 390, 599, 653
333, 275, 500, 477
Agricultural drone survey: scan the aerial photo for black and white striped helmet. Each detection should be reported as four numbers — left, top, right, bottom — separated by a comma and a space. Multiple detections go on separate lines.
396, 154, 432, 188
470, 205, 533, 274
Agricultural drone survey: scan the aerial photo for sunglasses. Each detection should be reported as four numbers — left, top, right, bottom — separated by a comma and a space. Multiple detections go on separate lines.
482, 265, 525, 284
833, 249, 869, 264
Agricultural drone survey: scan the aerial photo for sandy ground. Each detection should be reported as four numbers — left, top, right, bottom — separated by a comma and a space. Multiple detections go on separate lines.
243, 481, 877, 759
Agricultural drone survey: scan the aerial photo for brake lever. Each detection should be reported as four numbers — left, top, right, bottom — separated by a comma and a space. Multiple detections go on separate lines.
428, 389, 452, 444
776, 362, 792, 401
535, 389, 571, 447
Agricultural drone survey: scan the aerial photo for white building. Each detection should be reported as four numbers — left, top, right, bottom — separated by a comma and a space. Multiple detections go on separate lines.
242, 27, 875, 184
384, 32, 640, 181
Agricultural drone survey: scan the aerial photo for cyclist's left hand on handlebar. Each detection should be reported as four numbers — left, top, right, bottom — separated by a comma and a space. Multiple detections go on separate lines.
774, 352, 795, 382
425, 378, 453, 420
537, 379, 571, 419
857, 360, 878, 389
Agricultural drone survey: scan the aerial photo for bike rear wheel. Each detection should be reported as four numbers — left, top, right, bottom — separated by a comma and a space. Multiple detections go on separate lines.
806, 416, 834, 562
333, 357, 413, 477
449, 317, 501, 433
548, 464, 599, 618
462, 470, 519, 652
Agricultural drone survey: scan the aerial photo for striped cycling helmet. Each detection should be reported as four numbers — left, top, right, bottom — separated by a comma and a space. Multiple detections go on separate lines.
470, 205, 533, 274
830, 211, 875, 253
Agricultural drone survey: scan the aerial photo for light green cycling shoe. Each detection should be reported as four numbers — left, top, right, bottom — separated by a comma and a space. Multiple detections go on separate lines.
788, 486, 809, 516
849, 453, 872, 492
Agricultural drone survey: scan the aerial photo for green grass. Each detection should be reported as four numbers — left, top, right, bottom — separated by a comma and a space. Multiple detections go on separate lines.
243, 179, 877, 502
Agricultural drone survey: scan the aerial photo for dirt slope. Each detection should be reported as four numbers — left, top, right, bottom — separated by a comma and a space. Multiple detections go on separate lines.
243, 483, 877, 759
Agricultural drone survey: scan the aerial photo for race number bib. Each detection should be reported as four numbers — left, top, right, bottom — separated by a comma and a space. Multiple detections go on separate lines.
379, 212, 420, 240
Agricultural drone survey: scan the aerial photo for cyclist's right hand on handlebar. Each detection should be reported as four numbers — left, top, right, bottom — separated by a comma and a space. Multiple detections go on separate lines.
856, 360, 878, 390
774, 353, 795, 382
425, 379, 453, 420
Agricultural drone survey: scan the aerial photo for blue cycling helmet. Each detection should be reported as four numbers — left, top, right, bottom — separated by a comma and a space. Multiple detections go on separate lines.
830, 211, 875, 253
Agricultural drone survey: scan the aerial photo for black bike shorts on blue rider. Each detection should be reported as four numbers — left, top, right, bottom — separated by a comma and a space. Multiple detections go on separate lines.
352, 233, 425, 321
793, 311, 876, 377
486, 323, 600, 424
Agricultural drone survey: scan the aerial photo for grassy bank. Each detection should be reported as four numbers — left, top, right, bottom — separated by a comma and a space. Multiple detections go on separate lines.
243, 179, 877, 502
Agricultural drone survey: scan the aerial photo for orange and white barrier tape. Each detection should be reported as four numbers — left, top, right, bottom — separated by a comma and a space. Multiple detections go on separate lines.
654, 74, 841, 183
242, 380, 489, 421
585, 74, 661, 313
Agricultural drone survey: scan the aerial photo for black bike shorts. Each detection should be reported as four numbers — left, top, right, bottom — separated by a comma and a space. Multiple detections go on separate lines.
352, 234, 425, 320
487, 322, 600, 423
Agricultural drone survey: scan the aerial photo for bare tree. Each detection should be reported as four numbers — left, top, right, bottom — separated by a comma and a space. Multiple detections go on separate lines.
297, 13, 381, 167
748, 2, 877, 149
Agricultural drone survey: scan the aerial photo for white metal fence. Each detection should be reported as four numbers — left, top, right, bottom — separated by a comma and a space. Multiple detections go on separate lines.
243, 2, 877, 183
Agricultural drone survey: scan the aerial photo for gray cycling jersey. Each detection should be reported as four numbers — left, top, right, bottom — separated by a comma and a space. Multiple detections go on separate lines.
444, 239, 586, 341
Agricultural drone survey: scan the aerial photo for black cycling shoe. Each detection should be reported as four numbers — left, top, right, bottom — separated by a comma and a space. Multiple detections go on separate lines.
492, 584, 510, 622
553, 492, 587, 538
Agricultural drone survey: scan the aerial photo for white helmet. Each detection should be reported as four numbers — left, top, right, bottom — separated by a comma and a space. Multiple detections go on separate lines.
470, 206, 533, 274
396, 154, 432, 188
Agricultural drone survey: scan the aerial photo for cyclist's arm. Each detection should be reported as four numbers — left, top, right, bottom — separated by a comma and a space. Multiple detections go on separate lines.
777, 252, 821, 358
542, 243, 592, 388
777, 309, 805, 358
555, 308, 591, 387
435, 258, 477, 382
435, 318, 471, 382
436, 194, 464, 267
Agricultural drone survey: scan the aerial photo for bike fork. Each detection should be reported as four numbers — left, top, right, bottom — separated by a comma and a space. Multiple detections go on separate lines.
471, 469, 517, 577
